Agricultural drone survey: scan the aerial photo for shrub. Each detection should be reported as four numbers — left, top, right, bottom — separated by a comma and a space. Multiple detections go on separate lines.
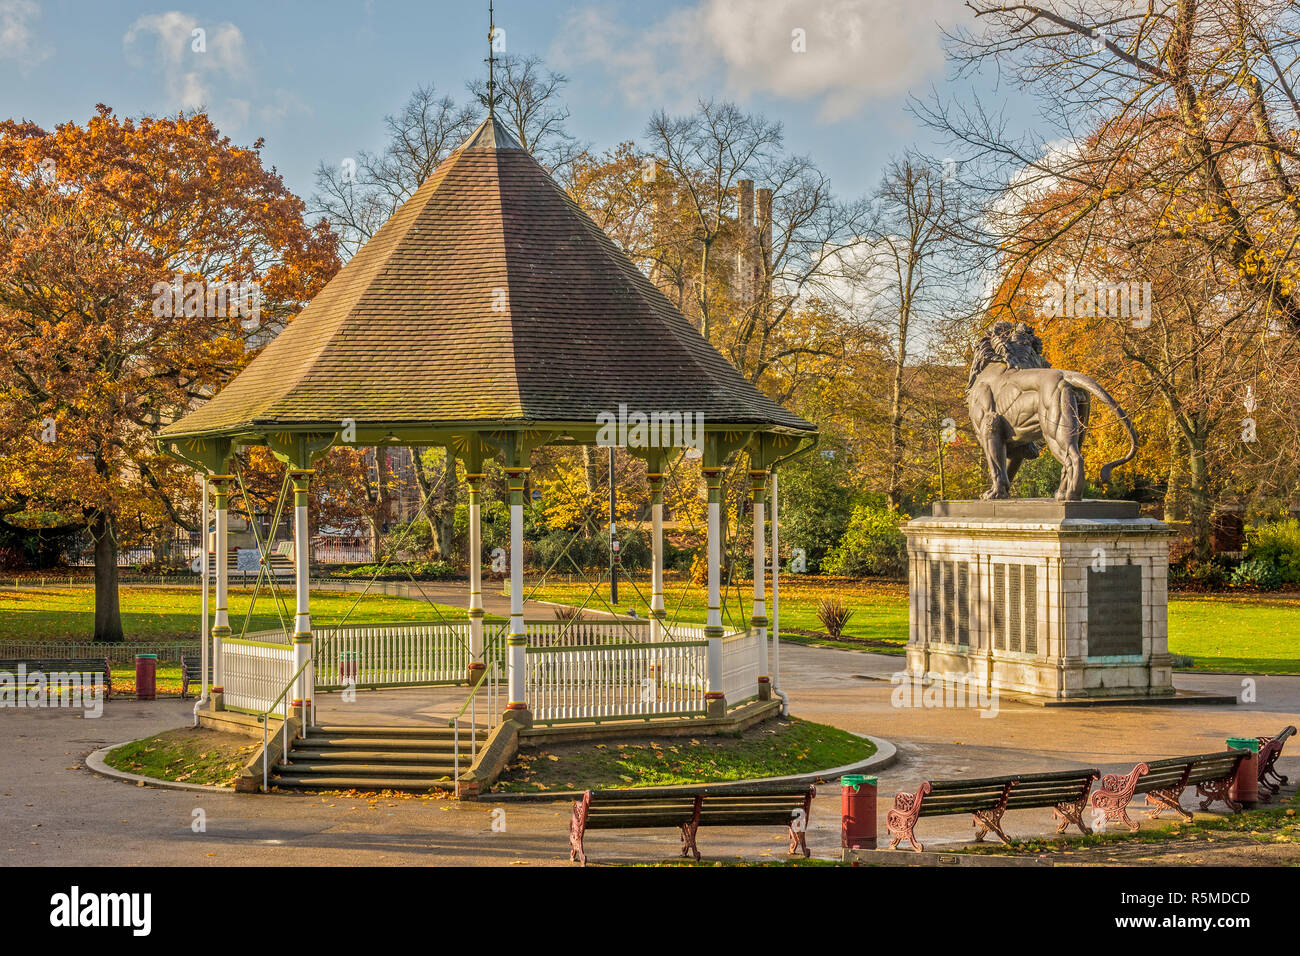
775, 452, 854, 572
821, 504, 908, 578
552, 604, 586, 621
817, 597, 854, 638
1244, 518, 1300, 584
1168, 554, 1233, 591
1229, 558, 1283, 591
332, 560, 456, 580
379, 520, 434, 561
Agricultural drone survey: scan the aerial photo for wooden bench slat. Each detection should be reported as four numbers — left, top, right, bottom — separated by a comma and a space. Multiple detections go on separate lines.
569, 784, 815, 864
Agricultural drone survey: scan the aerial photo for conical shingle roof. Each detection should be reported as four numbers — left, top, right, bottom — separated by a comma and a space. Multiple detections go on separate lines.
159, 118, 814, 442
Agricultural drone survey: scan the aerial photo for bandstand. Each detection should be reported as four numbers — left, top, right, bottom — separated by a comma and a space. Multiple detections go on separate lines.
157, 116, 817, 750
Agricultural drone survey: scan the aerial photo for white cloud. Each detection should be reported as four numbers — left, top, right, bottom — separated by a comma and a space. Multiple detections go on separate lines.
0, 0, 50, 67
122, 12, 304, 131
124, 12, 246, 111
554, 0, 952, 120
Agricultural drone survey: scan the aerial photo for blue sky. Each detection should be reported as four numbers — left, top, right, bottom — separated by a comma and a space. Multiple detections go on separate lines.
0, 0, 1034, 206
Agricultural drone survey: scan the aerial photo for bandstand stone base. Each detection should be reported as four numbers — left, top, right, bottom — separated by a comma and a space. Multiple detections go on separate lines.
903, 500, 1174, 700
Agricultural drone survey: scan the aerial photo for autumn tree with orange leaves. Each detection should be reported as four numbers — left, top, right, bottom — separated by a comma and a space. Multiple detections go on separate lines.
0, 106, 338, 640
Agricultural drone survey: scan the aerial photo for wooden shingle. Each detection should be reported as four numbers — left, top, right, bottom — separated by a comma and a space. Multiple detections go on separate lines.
159, 118, 815, 441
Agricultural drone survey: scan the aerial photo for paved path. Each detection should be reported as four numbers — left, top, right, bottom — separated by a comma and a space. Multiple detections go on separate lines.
3, 644, 1296, 865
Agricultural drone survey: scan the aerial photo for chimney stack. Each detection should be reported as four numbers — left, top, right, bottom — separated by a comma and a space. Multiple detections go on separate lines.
756, 187, 773, 275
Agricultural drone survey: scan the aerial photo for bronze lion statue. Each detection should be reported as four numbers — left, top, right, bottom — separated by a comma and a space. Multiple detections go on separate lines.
967, 321, 1137, 501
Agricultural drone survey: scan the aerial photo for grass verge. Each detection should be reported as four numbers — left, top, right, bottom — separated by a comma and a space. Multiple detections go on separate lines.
104, 727, 258, 787
492, 716, 875, 793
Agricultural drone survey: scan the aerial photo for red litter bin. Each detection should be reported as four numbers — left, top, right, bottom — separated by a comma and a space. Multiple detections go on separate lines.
135, 654, 157, 701
1227, 737, 1260, 810
841, 774, 877, 850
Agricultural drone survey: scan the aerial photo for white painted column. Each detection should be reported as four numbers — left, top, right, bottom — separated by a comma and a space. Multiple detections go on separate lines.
505, 467, 530, 722
210, 475, 232, 707
467, 472, 485, 683
750, 469, 769, 699
770, 470, 783, 708
649, 469, 665, 642
291, 470, 314, 720
199, 476, 210, 703
704, 466, 724, 715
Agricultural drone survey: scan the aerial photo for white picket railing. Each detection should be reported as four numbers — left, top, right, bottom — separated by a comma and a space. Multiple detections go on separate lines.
525, 640, 709, 723
660, 623, 710, 642
313, 622, 471, 689
521, 619, 649, 645
221, 638, 296, 714
721, 629, 764, 705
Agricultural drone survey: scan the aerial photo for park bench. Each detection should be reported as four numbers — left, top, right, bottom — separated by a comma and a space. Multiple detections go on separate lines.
886, 768, 1099, 852
180, 654, 214, 700
1089, 749, 1251, 831
1256, 726, 1295, 802
0, 658, 111, 699
568, 783, 816, 865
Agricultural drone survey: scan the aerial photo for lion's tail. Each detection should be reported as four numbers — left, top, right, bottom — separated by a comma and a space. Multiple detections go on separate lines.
1061, 372, 1138, 484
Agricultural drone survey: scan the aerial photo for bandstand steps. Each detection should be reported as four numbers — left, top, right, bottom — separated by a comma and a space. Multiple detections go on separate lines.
300, 736, 462, 751
289, 748, 461, 763
312, 725, 466, 737
276, 761, 457, 777
267, 724, 483, 793
269, 774, 455, 792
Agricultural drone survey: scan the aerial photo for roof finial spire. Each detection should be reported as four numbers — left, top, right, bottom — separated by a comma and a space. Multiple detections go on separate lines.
485, 0, 500, 122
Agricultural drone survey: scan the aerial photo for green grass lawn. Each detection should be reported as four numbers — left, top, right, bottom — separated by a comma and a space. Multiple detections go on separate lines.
526, 576, 1300, 675
492, 716, 874, 793
0, 577, 1293, 675
1168, 594, 1300, 674
0, 585, 476, 644
526, 576, 911, 651
105, 727, 259, 787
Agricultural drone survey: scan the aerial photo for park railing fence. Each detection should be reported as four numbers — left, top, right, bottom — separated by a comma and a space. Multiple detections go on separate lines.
313, 621, 471, 690
220, 638, 296, 715
524, 639, 710, 723
0, 640, 199, 665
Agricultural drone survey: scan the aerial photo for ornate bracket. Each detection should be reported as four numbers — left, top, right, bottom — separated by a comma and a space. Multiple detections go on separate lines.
157, 435, 233, 475
265, 431, 337, 470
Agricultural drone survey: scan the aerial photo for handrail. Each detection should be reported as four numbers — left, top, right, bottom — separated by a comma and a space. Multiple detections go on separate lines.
256, 655, 314, 793
448, 640, 501, 796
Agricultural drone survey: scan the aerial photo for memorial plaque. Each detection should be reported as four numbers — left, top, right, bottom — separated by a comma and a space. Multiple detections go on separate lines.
1008, 565, 1022, 652
1023, 564, 1038, 653
942, 561, 955, 643
993, 564, 1006, 650
928, 560, 941, 641
957, 562, 970, 646
1087, 564, 1143, 656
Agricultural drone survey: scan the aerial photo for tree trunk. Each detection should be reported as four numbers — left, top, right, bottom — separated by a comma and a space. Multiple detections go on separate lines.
1164, 422, 1188, 522
409, 449, 438, 548
434, 446, 457, 558
887, 307, 910, 510
92, 511, 124, 642
581, 445, 600, 494
1185, 436, 1213, 559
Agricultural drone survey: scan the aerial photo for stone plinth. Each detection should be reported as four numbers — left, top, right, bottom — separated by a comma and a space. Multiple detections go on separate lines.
902, 500, 1174, 700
